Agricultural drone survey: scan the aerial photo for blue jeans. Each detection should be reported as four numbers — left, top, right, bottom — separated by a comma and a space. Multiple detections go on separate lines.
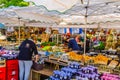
19, 60, 33, 80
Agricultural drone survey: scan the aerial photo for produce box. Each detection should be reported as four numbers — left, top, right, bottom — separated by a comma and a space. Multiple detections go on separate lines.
108, 60, 118, 68
58, 60, 68, 66
49, 56, 59, 62
41, 34, 50, 43
67, 51, 83, 61
93, 54, 110, 65
0, 59, 6, 67
113, 64, 120, 75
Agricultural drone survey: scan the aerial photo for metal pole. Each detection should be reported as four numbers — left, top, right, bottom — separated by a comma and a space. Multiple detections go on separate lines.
18, 17, 21, 44
57, 34, 59, 44
84, 17, 87, 55
84, 0, 90, 53
83, 0, 89, 65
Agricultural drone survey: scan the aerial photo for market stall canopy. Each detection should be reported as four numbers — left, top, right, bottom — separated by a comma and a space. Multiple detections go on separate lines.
24, 0, 120, 13
24, 0, 79, 12
53, 24, 98, 28
58, 0, 120, 25
0, 16, 25, 27
25, 22, 55, 27
0, 6, 61, 27
61, 14, 120, 25
23, 0, 120, 26
0, 7, 27, 26
0, 0, 120, 27
15, 10, 60, 24
100, 21, 120, 29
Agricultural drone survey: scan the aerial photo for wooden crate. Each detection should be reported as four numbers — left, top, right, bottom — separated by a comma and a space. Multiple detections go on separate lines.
49, 57, 59, 62
0, 60, 6, 67
58, 60, 68, 66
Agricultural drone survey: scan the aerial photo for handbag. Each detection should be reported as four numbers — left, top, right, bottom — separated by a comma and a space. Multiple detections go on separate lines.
32, 61, 44, 70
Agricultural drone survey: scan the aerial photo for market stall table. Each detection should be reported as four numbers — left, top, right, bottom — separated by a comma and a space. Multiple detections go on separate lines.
31, 68, 53, 80
30, 58, 68, 80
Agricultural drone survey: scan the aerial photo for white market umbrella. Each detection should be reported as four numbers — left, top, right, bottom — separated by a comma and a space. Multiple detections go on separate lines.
24, 0, 120, 12
62, 14, 120, 25
15, 10, 60, 24
24, 0, 79, 12
100, 21, 120, 29
0, 16, 25, 26
0, 6, 60, 24
0, 6, 61, 44
23, 0, 120, 54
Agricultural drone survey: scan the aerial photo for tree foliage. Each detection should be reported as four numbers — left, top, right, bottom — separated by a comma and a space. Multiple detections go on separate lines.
0, 0, 29, 8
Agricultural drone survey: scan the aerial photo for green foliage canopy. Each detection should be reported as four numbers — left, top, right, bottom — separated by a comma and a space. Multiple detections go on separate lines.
0, 0, 29, 8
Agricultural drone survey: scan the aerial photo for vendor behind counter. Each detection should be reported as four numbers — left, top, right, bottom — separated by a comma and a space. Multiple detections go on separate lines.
66, 36, 80, 51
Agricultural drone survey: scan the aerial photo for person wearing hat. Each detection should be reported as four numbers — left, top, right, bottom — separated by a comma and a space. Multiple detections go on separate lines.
18, 35, 38, 80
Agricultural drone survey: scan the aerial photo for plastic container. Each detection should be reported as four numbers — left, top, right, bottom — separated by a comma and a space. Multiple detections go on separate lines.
6, 60, 18, 68
0, 67, 6, 80
6, 60, 19, 80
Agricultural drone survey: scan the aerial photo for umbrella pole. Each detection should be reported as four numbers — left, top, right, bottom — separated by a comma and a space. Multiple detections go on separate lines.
84, 17, 87, 55
83, 16, 88, 65
18, 17, 21, 44
84, 28, 87, 55
83, 0, 89, 65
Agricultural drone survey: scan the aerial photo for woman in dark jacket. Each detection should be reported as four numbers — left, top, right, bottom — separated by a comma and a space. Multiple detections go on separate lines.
18, 36, 38, 80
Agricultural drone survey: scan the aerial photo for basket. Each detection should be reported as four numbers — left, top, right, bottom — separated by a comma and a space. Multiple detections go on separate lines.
32, 61, 44, 71
0, 60, 6, 67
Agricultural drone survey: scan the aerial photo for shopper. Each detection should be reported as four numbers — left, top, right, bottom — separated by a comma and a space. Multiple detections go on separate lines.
18, 35, 38, 80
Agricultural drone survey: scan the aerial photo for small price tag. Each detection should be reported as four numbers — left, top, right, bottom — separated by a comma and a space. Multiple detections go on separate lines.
108, 60, 118, 68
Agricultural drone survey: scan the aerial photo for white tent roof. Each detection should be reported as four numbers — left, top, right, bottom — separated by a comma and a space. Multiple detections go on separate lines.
0, 0, 120, 28
0, 16, 26, 26
24, 0, 79, 12
23, 0, 120, 26
24, 0, 120, 12
0, 6, 60, 27
62, 14, 120, 25
100, 21, 120, 29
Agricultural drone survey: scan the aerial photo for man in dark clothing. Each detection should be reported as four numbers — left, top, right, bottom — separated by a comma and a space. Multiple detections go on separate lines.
18, 37, 38, 80
66, 38, 80, 51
